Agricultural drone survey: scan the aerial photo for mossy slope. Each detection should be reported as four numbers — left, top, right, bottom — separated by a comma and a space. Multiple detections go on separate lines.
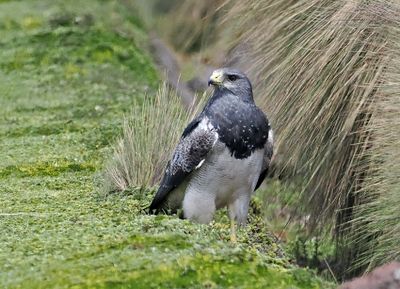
0, 1, 332, 288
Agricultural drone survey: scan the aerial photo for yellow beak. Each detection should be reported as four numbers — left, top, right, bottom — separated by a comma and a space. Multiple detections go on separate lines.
208, 70, 224, 86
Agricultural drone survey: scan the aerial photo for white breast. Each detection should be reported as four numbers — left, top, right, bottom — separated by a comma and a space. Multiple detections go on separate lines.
186, 141, 264, 209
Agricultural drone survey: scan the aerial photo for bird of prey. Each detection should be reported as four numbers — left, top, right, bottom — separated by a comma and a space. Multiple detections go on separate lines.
149, 68, 273, 242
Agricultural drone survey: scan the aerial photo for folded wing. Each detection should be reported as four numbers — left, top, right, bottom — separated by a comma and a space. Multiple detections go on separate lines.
254, 127, 274, 191
149, 117, 218, 212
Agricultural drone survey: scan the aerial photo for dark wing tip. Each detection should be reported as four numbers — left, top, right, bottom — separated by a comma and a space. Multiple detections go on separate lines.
148, 169, 188, 214
148, 201, 160, 214
148, 183, 169, 214
254, 169, 268, 191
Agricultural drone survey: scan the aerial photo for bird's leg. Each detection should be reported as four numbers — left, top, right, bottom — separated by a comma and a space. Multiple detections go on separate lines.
228, 194, 250, 243
230, 218, 237, 243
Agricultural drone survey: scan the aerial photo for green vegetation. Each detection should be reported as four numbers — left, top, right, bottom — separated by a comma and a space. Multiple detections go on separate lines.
0, 0, 333, 288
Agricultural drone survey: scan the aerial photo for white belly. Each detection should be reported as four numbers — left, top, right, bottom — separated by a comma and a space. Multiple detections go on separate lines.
186, 141, 264, 209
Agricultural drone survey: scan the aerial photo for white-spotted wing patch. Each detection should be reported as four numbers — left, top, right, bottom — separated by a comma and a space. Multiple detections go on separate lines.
169, 117, 217, 175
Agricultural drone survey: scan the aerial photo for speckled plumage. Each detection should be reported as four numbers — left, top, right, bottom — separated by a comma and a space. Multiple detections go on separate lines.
206, 89, 269, 159
149, 68, 273, 226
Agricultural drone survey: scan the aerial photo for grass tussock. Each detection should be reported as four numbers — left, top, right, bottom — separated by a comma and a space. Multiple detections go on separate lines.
349, 3, 400, 272
103, 83, 203, 193
225, 0, 400, 277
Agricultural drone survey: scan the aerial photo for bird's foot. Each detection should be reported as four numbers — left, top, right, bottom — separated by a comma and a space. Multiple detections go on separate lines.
230, 232, 237, 243
230, 219, 237, 243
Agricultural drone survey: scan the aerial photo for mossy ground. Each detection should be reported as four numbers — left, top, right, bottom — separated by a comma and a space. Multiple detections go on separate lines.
0, 1, 333, 288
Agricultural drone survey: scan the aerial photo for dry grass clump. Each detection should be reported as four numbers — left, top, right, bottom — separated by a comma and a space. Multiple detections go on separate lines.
225, 0, 400, 276
103, 84, 203, 193
349, 4, 400, 272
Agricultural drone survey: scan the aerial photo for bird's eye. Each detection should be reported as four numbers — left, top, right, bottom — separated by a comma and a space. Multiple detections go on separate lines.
227, 75, 238, 81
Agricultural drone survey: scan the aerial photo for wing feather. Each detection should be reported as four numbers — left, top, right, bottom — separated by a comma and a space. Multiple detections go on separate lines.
254, 127, 274, 191
149, 117, 217, 213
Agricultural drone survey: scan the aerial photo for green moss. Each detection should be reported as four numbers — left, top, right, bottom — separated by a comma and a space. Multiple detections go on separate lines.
1, 207, 330, 289
0, 28, 157, 85
105, 258, 323, 289
2, 122, 82, 137
0, 160, 96, 178
82, 123, 122, 150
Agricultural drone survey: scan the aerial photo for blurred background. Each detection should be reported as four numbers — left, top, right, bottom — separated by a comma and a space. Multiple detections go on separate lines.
1, 0, 399, 288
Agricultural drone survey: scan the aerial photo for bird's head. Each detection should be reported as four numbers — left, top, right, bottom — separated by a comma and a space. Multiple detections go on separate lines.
208, 68, 253, 101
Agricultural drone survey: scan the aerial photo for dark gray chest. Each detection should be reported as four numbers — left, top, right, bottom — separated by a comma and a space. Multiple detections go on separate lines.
206, 96, 269, 159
